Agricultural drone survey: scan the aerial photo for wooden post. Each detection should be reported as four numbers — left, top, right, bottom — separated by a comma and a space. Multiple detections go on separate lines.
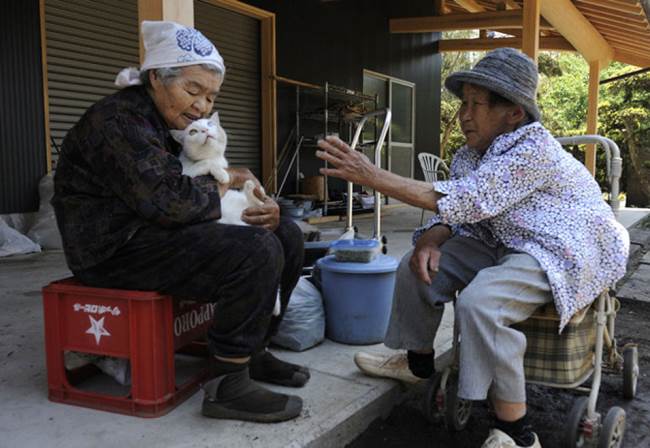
39, 0, 52, 172
522, 0, 540, 62
585, 60, 601, 175
433, 0, 446, 15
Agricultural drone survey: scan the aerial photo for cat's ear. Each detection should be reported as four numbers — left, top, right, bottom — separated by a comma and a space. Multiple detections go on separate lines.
209, 111, 221, 125
169, 129, 185, 144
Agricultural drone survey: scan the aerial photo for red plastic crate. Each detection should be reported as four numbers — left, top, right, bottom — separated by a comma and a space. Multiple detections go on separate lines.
42, 278, 213, 417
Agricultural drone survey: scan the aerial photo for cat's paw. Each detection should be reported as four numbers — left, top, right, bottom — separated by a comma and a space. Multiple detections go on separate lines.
243, 179, 256, 193
214, 169, 230, 184
243, 180, 265, 207
272, 293, 281, 316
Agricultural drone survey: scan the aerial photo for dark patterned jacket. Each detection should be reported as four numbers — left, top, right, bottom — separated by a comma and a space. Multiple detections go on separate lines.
52, 86, 221, 271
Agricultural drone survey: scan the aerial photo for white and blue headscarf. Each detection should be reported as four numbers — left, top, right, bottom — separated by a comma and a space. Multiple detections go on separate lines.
115, 20, 225, 88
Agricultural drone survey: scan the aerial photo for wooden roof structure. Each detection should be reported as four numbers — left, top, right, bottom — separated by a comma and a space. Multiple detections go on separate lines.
389, 0, 650, 174
391, 0, 650, 67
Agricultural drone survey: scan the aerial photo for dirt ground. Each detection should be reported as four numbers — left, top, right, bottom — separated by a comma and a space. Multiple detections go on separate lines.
347, 296, 650, 448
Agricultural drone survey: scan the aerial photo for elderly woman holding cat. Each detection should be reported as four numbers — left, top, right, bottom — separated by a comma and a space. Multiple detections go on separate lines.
53, 21, 307, 423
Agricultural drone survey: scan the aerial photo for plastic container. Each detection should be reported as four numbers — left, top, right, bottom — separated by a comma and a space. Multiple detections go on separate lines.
330, 239, 381, 263
42, 278, 211, 417
317, 254, 398, 344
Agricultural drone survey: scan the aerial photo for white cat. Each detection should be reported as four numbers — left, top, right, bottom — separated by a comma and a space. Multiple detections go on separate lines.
170, 111, 265, 226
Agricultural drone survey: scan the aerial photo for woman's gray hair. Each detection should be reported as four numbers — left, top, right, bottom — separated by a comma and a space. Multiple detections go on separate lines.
140, 63, 223, 88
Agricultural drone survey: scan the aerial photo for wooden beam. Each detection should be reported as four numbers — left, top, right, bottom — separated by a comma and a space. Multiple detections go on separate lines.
601, 35, 650, 54
390, 9, 552, 33
261, 16, 277, 193
577, 3, 649, 22
503, 0, 521, 9
582, 9, 649, 28
540, 0, 613, 65
138, 0, 194, 25
489, 0, 522, 10
611, 47, 650, 60
585, 15, 650, 32
162, 0, 194, 26
39, 0, 52, 172
614, 49, 650, 67
438, 36, 575, 52
454, 0, 485, 13
497, 28, 523, 37
204, 0, 276, 19
585, 60, 600, 175
575, 0, 645, 15
433, 0, 449, 15
522, 0, 541, 62
598, 25, 650, 45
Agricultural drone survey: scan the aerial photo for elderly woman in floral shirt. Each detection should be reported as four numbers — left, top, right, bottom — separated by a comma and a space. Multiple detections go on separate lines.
316, 48, 628, 448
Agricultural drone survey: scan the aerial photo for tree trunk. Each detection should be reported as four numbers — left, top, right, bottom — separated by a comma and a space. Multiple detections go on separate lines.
440, 108, 460, 160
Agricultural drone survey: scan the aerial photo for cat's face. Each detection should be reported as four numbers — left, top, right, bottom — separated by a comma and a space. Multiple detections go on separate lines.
170, 111, 227, 161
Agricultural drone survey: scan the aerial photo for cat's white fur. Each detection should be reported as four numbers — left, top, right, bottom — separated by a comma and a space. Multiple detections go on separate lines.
172, 113, 281, 315
171, 111, 265, 226
171, 111, 230, 184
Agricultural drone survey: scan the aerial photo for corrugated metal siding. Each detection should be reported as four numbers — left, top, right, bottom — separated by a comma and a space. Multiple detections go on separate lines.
1, 0, 47, 213
195, 1, 262, 177
44, 0, 139, 162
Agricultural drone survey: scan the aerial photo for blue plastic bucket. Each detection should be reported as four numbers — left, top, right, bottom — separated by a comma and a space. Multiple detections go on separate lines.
317, 254, 398, 345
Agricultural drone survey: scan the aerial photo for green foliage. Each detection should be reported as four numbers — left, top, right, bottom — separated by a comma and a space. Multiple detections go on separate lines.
538, 53, 589, 137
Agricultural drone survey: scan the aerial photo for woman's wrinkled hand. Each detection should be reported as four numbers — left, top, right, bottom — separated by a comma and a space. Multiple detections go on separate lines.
316, 135, 378, 186
242, 186, 280, 231
409, 226, 450, 285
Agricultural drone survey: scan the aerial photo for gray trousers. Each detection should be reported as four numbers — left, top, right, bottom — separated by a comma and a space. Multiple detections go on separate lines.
384, 236, 553, 402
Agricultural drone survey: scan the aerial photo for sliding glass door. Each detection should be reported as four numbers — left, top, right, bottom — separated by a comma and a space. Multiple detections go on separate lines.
363, 70, 415, 178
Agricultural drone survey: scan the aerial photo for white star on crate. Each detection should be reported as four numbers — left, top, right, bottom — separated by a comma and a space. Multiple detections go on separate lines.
86, 316, 111, 345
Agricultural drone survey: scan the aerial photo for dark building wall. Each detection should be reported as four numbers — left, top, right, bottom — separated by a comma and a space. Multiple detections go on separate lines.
243, 0, 442, 183
1, 0, 47, 213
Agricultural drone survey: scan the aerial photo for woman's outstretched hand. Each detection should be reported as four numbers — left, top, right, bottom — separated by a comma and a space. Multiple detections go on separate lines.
316, 136, 378, 187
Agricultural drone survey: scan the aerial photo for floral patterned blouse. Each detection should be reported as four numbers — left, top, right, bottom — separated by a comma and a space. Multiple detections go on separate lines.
414, 122, 629, 331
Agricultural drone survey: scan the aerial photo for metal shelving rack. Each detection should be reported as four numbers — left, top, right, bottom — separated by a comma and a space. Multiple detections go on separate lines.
275, 76, 377, 216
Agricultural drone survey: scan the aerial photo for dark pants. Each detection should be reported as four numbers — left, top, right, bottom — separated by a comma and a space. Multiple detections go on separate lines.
74, 217, 304, 357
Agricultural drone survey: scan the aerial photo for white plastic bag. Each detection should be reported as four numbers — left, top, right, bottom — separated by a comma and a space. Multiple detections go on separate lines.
27, 173, 63, 249
272, 276, 325, 351
0, 219, 41, 257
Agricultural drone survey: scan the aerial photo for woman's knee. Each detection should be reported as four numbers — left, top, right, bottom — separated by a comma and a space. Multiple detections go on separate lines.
274, 217, 304, 265
455, 283, 485, 320
252, 230, 285, 274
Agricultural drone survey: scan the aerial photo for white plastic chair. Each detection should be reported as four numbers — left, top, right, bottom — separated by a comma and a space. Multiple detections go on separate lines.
417, 152, 449, 225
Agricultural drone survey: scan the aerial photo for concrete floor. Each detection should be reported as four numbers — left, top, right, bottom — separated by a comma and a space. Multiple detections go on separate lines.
0, 204, 454, 448
0, 203, 646, 448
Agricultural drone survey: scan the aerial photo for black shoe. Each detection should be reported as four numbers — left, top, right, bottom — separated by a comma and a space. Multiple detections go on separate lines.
249, 350, 311, 387
202, 367, 303, 423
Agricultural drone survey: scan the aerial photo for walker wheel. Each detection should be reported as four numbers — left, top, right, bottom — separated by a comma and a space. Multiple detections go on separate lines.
443, 373, 472, 431
564, 396, 590, 448
598, 407, 625, 448
422, 373, 442, 423
622, 345, 638, 399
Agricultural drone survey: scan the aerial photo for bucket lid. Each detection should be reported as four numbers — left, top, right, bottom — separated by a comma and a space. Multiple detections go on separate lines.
317, 254, 398, 274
